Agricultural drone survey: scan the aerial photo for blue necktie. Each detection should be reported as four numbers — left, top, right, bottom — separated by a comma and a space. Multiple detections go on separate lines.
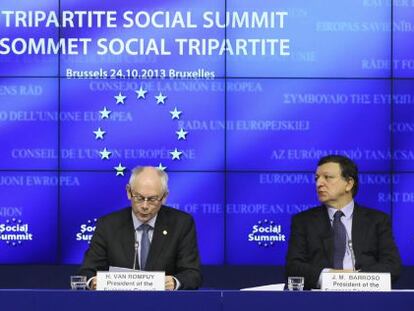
139, 224, 151, 270
333, 210, 346, 269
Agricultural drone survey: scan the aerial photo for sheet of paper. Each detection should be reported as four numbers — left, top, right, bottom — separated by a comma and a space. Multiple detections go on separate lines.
109, 266, 137, 272
241, 283, 285, 291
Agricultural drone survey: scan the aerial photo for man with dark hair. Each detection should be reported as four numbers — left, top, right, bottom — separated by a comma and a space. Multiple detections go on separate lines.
317, 155, 359, 197
286, 155, 401, 289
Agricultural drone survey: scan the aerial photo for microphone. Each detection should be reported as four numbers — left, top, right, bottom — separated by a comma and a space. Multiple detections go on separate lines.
348, 240, 356, 272
344, 228, 356, 272
133, 231, 139, 270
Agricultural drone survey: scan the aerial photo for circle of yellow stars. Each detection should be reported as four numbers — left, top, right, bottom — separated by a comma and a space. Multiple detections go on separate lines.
93, 87, 189, 176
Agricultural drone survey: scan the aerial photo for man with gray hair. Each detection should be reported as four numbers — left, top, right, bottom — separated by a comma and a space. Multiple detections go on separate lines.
79, 166, 202, 290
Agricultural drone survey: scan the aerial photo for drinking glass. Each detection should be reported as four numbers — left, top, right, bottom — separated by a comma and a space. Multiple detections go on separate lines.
70, 275, 87, 290
287, 276, 304, 291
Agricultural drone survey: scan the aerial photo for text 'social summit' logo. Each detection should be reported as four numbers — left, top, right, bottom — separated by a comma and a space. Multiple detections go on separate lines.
76, 218, 97, 244
0, 218, 34, 246
94, 88, 189, 176
248, 219, 286, 247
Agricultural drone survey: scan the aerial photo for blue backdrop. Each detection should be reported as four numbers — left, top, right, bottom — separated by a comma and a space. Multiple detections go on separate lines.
0, 0, 413, 267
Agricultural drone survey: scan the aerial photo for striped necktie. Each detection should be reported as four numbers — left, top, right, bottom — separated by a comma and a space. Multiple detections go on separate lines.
333, 210, 346, 269
139, 224, 151, 270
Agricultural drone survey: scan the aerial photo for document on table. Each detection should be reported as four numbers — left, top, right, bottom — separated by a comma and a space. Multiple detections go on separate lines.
241, 283, 285, 291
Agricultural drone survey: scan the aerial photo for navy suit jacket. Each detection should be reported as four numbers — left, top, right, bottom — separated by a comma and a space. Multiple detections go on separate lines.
79, 206, 202, 289
286, 204, 401, 289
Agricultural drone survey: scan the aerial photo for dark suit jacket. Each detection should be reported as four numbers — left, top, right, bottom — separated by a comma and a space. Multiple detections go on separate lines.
79, 206, 202, 289
285, 204, 401, 289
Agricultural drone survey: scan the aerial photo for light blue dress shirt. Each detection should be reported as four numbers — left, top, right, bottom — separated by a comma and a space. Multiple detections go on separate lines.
318, 200, 355, 287
327, 201, 354, 270
131, 211, 157, 268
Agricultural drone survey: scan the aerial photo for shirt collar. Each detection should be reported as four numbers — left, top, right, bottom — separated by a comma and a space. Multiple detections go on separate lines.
327, 200, 354, 220
131, 209, 157, 230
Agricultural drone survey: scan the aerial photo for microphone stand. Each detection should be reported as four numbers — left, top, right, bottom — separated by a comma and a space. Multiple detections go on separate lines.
348, 240, 356, 272
133, 230, 139, 270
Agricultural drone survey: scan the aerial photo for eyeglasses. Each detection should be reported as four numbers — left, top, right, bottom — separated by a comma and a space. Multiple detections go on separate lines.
129, 191, 164, 205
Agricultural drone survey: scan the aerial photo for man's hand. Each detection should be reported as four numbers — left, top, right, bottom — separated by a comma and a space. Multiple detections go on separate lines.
90, 277, 97, 290
165, 275, 176, 291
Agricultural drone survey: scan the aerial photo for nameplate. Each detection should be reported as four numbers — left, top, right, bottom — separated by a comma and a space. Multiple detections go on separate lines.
96, 271, 165, 291
321, 272, 391, 291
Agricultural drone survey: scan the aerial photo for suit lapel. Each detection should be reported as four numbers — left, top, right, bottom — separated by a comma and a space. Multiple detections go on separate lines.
318, 207, 334, 265
119, 210, 137, 269
146, 207, 169, 270
351, 204, 368, 267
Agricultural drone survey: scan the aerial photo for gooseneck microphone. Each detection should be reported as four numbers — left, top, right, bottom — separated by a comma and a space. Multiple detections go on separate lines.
344, 228, 356, 272
348, 240, 356, 272
133, 231, 139, 270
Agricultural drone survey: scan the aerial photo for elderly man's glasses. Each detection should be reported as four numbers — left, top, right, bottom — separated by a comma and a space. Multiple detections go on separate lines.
129, 191, 164, 205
